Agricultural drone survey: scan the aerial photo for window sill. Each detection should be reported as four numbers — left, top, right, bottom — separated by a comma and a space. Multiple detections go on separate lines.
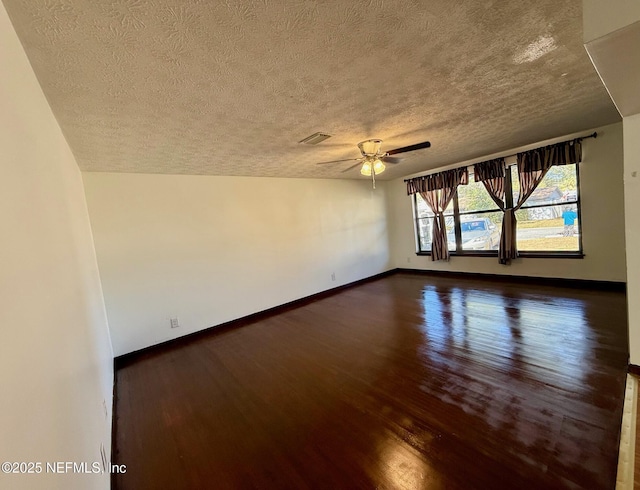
518, 252, 584, 259
416, 251, 584, 259
416, 251, 496, 257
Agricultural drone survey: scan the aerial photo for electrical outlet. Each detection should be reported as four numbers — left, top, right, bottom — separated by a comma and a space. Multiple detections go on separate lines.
170, 317, 180, 329
407, 257, 411, 263
331, 272, 336, 281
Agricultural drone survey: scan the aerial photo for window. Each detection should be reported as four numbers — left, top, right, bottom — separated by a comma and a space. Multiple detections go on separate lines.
413, 163, 582, 256
512, 164, 581, 253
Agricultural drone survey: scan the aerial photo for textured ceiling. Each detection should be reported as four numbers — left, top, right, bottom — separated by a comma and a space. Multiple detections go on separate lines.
3, 0, 620, 180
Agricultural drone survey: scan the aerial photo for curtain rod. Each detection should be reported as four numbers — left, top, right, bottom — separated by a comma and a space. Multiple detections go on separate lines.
403, 132, 597, 183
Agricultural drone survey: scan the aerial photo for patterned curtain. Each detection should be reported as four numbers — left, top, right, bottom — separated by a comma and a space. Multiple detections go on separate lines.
473, 158, 514, 264
407, 168, 468, 261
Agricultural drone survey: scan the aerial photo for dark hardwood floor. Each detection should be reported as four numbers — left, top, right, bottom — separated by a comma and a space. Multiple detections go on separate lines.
113, 273, 628, 489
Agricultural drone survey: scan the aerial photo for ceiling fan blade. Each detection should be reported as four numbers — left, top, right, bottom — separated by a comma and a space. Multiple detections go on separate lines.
341, 162, 363, 173
382, 156, 403, 164
386, 140, 431, 156
315, 158, 361, 165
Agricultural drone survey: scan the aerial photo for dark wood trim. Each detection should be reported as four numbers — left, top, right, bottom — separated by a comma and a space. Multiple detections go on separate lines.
576, 160, 585, 254
110, 370, 118, 489
628, 364, 640, 376
505, 164, 515, 209
115, 269, 397, 368
452, 192, 462, 251
396, 268, 626, 292
412, 193, 422, 249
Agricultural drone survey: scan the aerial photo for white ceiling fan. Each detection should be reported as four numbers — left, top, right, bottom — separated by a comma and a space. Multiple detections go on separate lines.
315, 138, 431, 188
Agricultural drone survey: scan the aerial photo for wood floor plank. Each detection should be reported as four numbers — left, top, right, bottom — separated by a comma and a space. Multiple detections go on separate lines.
113, 273, 628, 489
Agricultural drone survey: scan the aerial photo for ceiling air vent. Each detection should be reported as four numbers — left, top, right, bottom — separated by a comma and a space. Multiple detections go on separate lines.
299, 132, 332, 145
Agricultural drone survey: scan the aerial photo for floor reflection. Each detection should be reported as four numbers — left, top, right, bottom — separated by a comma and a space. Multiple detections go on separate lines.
418, 285, 590, 390
377, 434, 443, 490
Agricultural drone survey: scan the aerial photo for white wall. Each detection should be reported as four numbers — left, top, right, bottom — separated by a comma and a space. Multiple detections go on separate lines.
0, 2, 113, 489
387, 122, 626, 282
583, 0, 640, 365
83, 173, 391, 356
624, 114, 640, 363
583, 0, 640, 43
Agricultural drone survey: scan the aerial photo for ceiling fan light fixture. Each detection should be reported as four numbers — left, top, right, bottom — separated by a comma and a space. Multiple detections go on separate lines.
373, 159, 386, 174
358, 139, 383, 156
312, 137, 430, 188
360, 158, 385, 176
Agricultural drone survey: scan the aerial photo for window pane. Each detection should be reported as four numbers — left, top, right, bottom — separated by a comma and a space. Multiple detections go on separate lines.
516, 204, 580, 251
415, 193, 454, 218
512, 164, 578, 207
458, 212, 503, 251
416, 216, 456, 252
457, 177, 500, 214
445, 216, 456, 251
416, 218, 432, 251
510, 165, 520, 204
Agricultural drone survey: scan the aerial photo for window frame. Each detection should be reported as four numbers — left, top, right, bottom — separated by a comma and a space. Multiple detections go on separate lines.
413, 163, 584, 258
